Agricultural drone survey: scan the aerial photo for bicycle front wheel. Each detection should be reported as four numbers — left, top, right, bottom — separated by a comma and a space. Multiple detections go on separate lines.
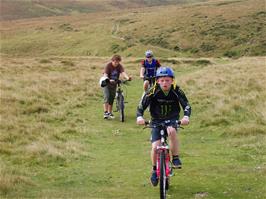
119, 94, 125, 122
160, 151, 167, 199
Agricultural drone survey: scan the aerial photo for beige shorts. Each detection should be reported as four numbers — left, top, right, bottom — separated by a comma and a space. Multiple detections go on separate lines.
103, 85, 116, 105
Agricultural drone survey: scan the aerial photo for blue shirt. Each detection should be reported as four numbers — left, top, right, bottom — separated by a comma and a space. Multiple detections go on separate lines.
141, 59, 161, 78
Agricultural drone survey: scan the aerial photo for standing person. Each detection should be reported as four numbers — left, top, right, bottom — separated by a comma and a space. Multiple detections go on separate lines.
136, 66, 191, 186
100, 55, 131, 119
140, 50, 161, 92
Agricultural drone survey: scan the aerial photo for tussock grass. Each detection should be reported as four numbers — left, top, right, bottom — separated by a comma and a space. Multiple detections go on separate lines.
0, 56, 102, 162
227, 124, 266, 137
39, 58, 52, 64
61, 60, 75, 66
0, 171, 34, 195
178, 57, 266, 134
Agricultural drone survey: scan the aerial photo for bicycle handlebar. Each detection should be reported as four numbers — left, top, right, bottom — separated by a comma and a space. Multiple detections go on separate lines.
143, 120, 182, 129
143, 76, 156, 81
115, 79, 131, 85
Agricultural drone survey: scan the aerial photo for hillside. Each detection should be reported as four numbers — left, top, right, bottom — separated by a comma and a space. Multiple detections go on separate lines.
0, 0, 205, 20
1, 0, 265, 57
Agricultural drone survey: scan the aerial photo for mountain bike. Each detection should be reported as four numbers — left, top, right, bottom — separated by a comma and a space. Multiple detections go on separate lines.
145, 120, 181, 199
115, 79, 129, 122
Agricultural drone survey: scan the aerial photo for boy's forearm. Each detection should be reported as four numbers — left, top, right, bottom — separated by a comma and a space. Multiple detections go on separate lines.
121, 72, 130, 80
177, 88, 191, 117
136, 103, 145, 119
136, 97, 149, 118
140, 67, 145, 78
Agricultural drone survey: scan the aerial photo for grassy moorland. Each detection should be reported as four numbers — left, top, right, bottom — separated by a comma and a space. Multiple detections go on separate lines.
0, 0, 266, 198
1, 56, 266, 199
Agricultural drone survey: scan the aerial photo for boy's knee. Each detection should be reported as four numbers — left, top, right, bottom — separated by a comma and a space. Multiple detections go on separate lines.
144, 80, 149, 86
151, 141, 160, 151
167, 127, 177, 137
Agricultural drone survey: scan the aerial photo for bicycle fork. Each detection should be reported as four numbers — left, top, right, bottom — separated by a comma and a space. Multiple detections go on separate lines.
156, 147, 172, 178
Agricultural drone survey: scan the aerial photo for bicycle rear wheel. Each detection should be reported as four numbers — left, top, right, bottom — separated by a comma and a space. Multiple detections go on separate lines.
160, 151, 167, 199
119, 94, 125, 122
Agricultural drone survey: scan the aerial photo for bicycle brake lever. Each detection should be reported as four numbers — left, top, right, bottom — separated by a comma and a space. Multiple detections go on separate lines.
145, 121, 150, 125
143, 121, 151, 129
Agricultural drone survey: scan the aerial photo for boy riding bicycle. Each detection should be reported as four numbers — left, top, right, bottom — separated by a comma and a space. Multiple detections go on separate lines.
136, 66, 191, 186
100, 55, 131, 119
140, 50, 161, 92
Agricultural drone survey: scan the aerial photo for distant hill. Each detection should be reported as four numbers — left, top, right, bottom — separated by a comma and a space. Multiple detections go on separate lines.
1, 0, 265, 57
0, 0, 205, 20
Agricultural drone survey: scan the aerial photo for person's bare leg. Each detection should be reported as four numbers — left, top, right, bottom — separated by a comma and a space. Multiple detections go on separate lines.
108, 104, 113, 113
151, 140, 161, 166
150, 140, 160, 186
143, 80, 150, 91
103, 103, 108, 112
167, 127, 179, 156
167, 127, 181, 168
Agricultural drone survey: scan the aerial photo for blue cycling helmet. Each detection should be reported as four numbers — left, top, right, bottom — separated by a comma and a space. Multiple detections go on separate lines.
145, 50, 153, 58
156, 66, 175, 78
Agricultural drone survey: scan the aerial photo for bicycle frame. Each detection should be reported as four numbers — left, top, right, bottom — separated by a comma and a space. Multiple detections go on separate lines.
115, 82, 124, 110
115, 80, 128, 122
156, 129, 171, 179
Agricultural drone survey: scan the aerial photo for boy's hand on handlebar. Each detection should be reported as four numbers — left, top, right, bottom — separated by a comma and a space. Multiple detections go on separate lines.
180, 116, 189, 125
136, 117, 145, 125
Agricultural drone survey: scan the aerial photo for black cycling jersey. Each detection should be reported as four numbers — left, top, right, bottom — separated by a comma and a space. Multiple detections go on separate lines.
136, 84, 191, 120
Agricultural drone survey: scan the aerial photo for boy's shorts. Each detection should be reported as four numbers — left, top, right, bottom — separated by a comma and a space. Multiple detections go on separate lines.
103, 85, 116, 105
150, 119, 179, 143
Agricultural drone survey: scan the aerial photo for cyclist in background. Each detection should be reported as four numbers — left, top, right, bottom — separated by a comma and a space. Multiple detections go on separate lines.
136, 66, 191, 186
100, 55, 131, 119
140, 50, 161, 92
